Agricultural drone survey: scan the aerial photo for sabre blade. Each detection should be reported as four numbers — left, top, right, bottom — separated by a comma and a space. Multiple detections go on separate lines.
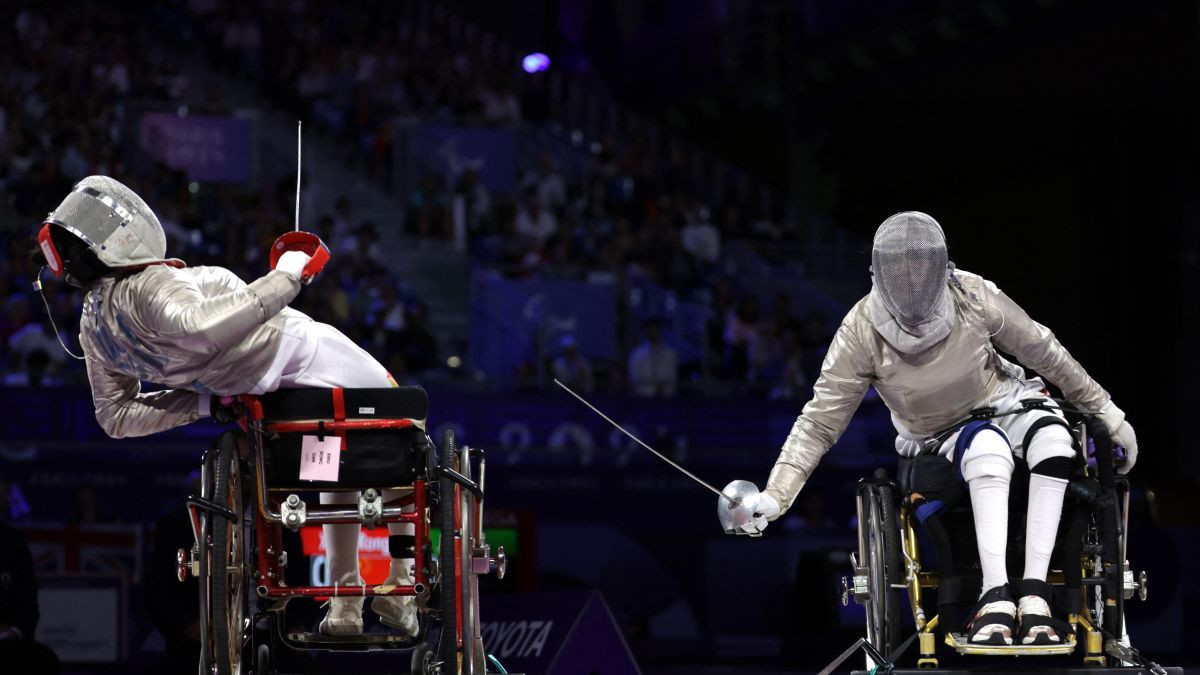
553, 379, 737, 505
294, 121, 302, 232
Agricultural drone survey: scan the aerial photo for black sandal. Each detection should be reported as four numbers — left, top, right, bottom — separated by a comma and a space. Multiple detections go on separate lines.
966, 584, 1016, 645
1016, 578, 1072, 645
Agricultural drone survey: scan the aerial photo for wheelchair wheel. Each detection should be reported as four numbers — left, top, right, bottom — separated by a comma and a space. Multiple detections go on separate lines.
411, 641, 436, 674
207, 438, 246, 675
863, 482, 904, 661
438, 429, 461, 675
255, 644, 270, 675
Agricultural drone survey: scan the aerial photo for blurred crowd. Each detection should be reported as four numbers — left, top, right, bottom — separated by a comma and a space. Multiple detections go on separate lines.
0, 2, 439, 390
0, 0, 833, 398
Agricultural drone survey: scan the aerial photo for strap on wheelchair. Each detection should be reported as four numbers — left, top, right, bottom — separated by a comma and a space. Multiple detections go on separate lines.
953, 420, 1004, 482
919, 398, 1071, 457
1021, 410, 1072, 455
914, 499, 945, 525
186, 496, 238, 524
389, 534, 416, 559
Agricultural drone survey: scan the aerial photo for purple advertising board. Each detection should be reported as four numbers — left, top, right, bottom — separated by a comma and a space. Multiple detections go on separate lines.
138, 112, 252, 183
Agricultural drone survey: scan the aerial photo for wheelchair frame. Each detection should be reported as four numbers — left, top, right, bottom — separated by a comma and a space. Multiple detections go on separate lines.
843, 419, 1147, 670
178, 390, 504, 675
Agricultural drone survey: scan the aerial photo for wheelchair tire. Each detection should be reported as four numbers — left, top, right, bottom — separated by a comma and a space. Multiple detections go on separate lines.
438, 429, 461, 675
411, 641, 436, 674
255, 643, 270, 675
209, 438, 246, 675
864, 483, 904, 661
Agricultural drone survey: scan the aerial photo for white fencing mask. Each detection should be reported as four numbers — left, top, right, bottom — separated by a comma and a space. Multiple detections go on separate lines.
868, 211, 955, 353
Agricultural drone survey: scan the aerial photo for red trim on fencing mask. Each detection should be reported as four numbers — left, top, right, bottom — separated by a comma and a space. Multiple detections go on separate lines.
37, 223, 64, 277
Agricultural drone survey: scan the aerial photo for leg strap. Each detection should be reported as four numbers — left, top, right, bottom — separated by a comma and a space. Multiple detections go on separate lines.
966, 584, 1016, 645
389, 535, 416, 559
1015, 578, 1072, 645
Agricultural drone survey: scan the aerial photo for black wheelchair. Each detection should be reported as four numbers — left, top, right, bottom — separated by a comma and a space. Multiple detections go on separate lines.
177, 387, 505, 674
843, 412, 1154, 671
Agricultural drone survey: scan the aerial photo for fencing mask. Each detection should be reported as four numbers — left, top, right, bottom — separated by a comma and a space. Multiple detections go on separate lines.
868, 211, 955, 353
41, 175, 178, 274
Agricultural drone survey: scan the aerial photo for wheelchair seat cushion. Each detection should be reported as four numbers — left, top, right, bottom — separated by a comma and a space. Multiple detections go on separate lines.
257, 387, 429, 490
259, 387, 428, 427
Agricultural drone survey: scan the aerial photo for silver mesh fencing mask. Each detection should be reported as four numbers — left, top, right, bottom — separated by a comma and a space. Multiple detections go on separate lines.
45, 175, 168, 268
870, 211, 950, 329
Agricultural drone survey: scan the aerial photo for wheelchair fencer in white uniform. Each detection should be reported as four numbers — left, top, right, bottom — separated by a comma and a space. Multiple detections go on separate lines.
727, 212, 1138, 646
37, 175, 418, 637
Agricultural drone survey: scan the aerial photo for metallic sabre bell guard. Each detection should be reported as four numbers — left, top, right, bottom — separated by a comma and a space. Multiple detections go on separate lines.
717, 480, 763, 537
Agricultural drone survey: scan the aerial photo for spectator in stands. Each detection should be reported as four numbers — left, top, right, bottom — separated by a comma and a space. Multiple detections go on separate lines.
480, 76, 520, 126
146, 474, 202, 675
768, 329, 813, 401
551, 335, 593, 393
221, 6, 262, 77
0, 523, 59, 675
407, 172, 449, 240
681, 204, 720, 267
453, 167, 492, 240
521, 150, 566, 211
346, 222, 385, 273
0, 296, 32, 348
70, 485, 107, 525
387, 301, 438, 374
330, 196, 356, 248
629, 318, 678, 397
724, 297, 762, 379
8, 323, 63, 367
797, 311, 831, 383
3, 350, 63, 388
515, 187, 558, 247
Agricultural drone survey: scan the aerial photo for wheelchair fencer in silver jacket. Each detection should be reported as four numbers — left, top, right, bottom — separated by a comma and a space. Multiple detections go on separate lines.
37, 175, 418, 638
735, 211, 1138, 647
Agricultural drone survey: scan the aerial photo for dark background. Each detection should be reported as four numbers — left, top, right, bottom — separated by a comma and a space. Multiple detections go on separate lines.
0, 0, 1197, 673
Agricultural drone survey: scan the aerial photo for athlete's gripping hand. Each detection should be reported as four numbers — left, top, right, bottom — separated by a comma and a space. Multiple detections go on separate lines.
275, 249, 313, 282
1097, 402, 1138, 474
271, 232, 330, 284
742, 492, 781, 535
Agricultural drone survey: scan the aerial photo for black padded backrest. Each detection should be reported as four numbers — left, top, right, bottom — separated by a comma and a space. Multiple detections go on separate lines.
258, 387, 428, 422
256, 387, 428, 490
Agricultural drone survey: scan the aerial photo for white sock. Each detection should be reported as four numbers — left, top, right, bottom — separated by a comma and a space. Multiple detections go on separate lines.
321, 491, 362, 587
967, 473, 1011, 595
383, 488, 416, 583
1023, 473, 1068, 582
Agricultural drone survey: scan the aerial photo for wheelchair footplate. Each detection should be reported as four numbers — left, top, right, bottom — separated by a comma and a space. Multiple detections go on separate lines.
945, 631, 1077, 656
284, 630, 419, 650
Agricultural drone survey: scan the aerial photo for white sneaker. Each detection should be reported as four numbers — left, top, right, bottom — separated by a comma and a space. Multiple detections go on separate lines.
319, 595, 365, 636
1016, 578, 1069, 645
370, 559, 419, 636
966, 585, 1016, 645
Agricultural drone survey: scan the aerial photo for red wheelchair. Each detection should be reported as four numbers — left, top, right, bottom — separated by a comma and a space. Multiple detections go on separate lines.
177, 387, 505, 674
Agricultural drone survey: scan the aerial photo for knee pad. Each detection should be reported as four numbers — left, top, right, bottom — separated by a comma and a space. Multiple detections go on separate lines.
960, 428, 1015, 482
1027, 424, 1076, 479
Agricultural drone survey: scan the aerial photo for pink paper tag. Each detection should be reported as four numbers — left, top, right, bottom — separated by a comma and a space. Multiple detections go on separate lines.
300, 435, 341, 482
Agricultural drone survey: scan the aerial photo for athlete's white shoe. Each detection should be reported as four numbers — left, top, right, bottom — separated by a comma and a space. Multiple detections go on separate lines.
318, 595, 365, 636
966, 584, 1016, 645
371, 559, 419, 636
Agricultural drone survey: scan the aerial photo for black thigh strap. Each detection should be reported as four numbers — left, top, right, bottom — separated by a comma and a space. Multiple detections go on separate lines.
1021, 415, 1071, 457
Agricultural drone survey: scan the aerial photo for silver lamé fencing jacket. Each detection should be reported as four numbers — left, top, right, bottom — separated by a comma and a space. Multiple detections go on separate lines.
79, 264, 305, 438
765, 270, 1118, 511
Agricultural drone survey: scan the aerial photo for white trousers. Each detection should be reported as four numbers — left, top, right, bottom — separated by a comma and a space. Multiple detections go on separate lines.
901, 380, 1077, 595
256, 317, 413, 587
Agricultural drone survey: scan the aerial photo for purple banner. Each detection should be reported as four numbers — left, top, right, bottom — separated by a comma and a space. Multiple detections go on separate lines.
138, 112, 252, 183
406, 126, 516, 193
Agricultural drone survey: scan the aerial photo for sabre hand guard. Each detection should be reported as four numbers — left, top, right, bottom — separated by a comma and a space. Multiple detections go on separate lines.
270, 231, 330, 283
718, 481, 779, 537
